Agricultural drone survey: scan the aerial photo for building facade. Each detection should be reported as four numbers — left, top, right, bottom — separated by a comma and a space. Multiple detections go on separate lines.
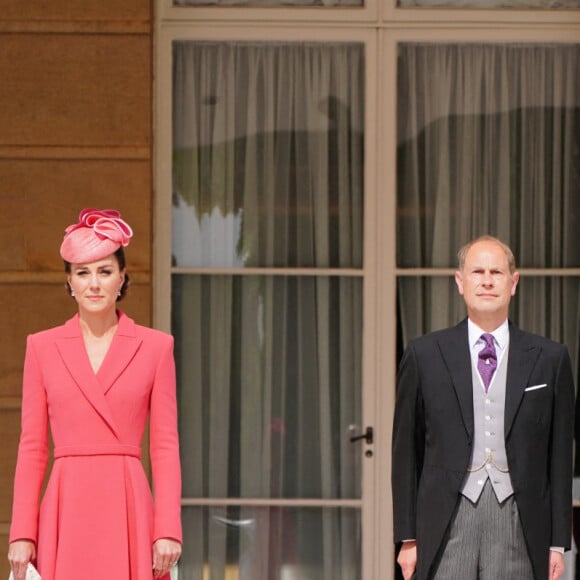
1, 0, 579, 578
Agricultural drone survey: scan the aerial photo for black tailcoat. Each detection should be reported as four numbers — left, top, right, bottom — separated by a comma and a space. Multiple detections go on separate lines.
392, 319, 575, 580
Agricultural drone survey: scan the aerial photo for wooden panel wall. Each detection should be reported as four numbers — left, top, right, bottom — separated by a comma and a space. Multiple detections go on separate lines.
0, 2, 153, 576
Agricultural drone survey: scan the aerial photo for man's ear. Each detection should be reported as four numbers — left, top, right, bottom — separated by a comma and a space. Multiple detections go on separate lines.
510, 271, 520, 296
455, 270, 464, 295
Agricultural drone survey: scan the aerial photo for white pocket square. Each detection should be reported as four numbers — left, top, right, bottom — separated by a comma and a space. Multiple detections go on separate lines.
524, 383, 548, 392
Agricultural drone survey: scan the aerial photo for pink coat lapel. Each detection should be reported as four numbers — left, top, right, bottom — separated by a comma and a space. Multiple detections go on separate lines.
55, 312, 142, 438
97, 312, 143, 395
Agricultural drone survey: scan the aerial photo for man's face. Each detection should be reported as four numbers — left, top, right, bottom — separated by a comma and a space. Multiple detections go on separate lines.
455, 240, 519, 322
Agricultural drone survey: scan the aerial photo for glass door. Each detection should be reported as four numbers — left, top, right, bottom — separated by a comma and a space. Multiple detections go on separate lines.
164, 36, 376, 580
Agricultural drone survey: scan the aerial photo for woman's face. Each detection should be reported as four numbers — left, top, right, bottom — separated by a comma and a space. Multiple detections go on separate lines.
67, 255, 125, 315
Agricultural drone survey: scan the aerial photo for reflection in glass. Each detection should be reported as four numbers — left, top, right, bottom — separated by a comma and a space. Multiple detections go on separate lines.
172, 41, 364, 268
397, 276, 580, 384
173, 275, 363, 500
396, 44, 580, 269
179, 506, 361, 580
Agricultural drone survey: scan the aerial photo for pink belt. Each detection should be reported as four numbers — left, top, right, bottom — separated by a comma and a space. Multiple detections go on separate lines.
54, 444, 141, 459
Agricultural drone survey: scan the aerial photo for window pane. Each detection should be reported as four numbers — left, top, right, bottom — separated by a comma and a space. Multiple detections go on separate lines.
172, 41, 364, 268
396, 43, 580, 268
173, 275, 363, 499
179, 506, 361, 580
397, 277, 461, 348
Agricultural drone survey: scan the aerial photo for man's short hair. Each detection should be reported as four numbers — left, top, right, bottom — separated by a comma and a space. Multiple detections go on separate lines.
457, 235, 516, 275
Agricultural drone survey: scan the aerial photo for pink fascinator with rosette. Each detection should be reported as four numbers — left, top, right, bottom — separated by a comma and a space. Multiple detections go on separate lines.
60, 208, 133, 264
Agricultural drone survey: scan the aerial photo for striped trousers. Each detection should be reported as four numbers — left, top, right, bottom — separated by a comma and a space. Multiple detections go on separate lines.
431, 481, 534, 579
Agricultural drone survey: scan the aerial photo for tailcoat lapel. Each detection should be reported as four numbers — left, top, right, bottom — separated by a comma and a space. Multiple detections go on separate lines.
504, 323, 541, 438
437, 320, 474, 441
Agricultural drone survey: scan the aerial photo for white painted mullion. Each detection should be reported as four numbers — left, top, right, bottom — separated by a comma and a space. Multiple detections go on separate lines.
375, 27, 399, 580
153, 25, 175, 334
182, 497, 363, 506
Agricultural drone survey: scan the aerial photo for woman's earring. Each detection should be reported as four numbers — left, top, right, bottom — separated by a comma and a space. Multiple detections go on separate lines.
69, 284, 75, 297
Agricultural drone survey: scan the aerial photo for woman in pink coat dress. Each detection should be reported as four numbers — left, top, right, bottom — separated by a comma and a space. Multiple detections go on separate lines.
8, 209, 182, 580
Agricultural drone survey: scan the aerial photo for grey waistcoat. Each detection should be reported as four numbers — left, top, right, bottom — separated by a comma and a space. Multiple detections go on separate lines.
460, 351, 514, 503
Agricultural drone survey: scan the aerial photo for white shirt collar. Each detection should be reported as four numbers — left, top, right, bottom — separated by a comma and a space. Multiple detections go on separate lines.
468, 318, 509, 353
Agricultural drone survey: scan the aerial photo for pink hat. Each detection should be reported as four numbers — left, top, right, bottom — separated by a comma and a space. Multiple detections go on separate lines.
60, 208, 133, 263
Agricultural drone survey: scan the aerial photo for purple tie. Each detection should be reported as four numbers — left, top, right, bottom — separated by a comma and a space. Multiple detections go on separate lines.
478, 333, 497, 392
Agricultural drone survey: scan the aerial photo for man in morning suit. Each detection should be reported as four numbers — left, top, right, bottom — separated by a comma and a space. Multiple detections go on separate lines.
392, 236, 575, 580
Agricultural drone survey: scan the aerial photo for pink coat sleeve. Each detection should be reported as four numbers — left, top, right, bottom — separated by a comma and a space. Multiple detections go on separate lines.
10, 336, 49, 543
149, 334, 183, 543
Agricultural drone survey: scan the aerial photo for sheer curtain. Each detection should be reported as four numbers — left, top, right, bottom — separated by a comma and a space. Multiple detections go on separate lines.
172, 41, 364, 580
396, 42, 580, 376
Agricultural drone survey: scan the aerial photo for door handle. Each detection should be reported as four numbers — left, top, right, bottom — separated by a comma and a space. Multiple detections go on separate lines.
350, 426, 373, 445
